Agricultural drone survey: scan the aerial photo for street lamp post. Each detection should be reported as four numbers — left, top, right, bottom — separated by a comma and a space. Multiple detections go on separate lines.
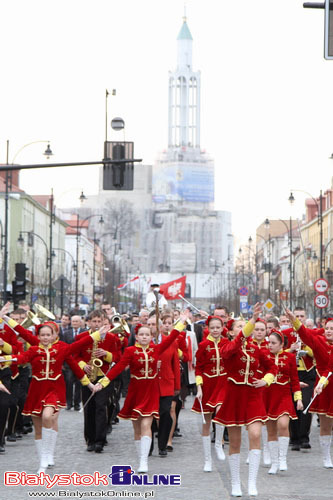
290, 190, 323, 315
3, 140, 53, 302
74, 213, 104, 306
18, 231, 50, 306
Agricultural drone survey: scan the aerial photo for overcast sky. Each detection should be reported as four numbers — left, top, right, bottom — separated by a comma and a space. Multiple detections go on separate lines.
0, 0, 332, 248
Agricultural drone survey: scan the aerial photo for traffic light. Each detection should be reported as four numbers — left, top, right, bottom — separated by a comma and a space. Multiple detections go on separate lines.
12, 263, 27, 307
103, 141, 134, 190
325, 0, 333, 59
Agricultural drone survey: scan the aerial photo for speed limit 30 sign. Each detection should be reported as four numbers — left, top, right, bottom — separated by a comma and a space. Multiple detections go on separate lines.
314, 294, 330, 309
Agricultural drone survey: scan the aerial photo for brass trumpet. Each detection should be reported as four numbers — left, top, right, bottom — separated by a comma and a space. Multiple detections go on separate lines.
21, 311, 41, 329
34, 304, 56, 321
110, 318, 130, 336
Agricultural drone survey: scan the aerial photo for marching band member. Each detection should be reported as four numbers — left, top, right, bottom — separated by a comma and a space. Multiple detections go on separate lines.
192, 315, 227, 471
73, 310, 121, 453
92, 313, 189, 473
264, 329, 303, 474
285, 309, 333, 468
213, 304, 277, 497
0, 311, 106, 474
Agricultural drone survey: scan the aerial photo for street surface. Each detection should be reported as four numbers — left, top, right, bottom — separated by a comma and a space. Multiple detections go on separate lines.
0, 395, 332, 500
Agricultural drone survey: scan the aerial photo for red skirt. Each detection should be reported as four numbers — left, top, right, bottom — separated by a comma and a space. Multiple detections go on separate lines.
118, 377, 160, 421
263, 383, 297, 420
22, 377, 66, 416
309, 375, 333, 418
212, 380, 268, 427
192, 374, 226, 414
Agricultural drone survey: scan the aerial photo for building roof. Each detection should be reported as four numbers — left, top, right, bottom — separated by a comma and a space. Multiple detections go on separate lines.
0, 175, 24, 193
177, 18, 193, 40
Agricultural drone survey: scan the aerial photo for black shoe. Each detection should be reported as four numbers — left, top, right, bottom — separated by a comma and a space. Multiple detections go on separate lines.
300, 442, 311, 449
7, 434, 17, 442
15, 433, 23, 439
22, 425, 32, 434
74, 405, 80, 411
166, 445, 173, 451
66, 405, 73, 411
291, 444, 300, 451
173, 431, 182, 438
95, 444, 103, 453
159, 449, 167, 457
87, 444, 95, 452
0, 445, 5, 453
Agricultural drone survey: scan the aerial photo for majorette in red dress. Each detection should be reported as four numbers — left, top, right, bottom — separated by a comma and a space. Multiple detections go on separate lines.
192, 334, 227, 414
99, 328, 182, 420
263, 350, 301, 420
213, 328, 277, 427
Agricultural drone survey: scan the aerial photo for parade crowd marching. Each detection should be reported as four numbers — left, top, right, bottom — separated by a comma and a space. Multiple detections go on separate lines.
0, 292, 332, 498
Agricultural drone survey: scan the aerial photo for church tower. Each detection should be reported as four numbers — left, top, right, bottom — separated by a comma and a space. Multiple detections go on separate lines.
168, 17, 201, 151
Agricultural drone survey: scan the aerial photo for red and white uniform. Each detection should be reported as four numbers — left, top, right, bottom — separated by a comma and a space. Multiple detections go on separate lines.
9, 332, 95, 415
99, 328, 181, 420
192, 335, 227, 414
213, 330, 277, 427
263, 350, 301, 420
158, 333, 181, 398
297, 324, 333, 418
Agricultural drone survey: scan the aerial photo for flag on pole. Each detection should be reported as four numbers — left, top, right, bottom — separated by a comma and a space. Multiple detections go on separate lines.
117, 276, 140, 290
159, 276, 186, 300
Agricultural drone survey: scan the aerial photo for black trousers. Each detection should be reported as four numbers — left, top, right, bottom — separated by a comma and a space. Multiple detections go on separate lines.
64, 368, 81, 407
289, 368, 316, 445
158, 395, 173, 451
0, 369, 13, 445
82, 380, 111, 447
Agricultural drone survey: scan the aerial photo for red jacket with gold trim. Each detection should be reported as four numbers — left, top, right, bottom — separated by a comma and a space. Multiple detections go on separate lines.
220, 331, 277, 386
195, 335, 225, 379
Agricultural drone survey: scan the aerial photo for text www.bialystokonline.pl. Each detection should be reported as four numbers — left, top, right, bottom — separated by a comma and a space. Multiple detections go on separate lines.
27, 490, 155, 498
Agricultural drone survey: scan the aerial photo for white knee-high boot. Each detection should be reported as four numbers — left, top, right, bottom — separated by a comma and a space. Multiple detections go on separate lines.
228, 453, 242, 497
135, 439, 141, 459
278, 436, 289, 471
248, 449, 261, 496
202, 435, 212, 472
262, 426, 271, 466
48, 430, 57, 467
38, 428, 53, 474
319, 435, 333, 468
267, 441, 279, 474
215, 424, 225, 461
138, 436, 151, 473
35, 439, 42, 465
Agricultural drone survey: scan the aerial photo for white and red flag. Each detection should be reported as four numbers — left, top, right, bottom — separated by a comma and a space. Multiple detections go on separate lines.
117, 276, 140, 290
159, 276, 186, 300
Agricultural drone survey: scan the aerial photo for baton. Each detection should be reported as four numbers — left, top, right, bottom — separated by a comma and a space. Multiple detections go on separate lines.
0, 358, 17, 363
303, 372, 332, 414
178, 295, 202, 314
198, 397, 206, 424
79, 391, 95, 413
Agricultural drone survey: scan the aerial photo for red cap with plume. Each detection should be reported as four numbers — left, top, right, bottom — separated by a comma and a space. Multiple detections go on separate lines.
205, 315, 224, 326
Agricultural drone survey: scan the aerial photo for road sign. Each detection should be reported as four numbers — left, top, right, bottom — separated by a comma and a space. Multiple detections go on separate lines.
314, 278, 329, 294
264, 299, 275, 311
240, 296, 248, 303
314, 294, 330, 309
240, 301, 248, 312
239, 287, 249, 296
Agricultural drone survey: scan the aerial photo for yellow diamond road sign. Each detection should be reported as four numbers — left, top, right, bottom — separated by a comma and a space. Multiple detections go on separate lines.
264, 299, 275, 311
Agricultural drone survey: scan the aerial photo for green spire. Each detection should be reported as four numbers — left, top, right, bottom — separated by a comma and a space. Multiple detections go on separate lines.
177, 17, 193, 40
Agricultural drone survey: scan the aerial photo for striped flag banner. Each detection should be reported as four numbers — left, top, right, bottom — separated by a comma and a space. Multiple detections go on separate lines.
117, 276, 140, 290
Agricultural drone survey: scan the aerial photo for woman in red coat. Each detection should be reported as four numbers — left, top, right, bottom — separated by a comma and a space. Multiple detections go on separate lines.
93, 314, 187, 473
192, 315, 227, 471
213, 303, 277, 497
264, 330, 303, 474
285, 308, 333, 469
